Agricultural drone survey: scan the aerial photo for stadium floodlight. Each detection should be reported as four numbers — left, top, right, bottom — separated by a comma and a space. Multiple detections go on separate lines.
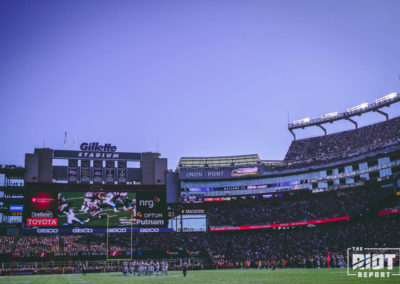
346, 103, 368, 113
321, 111, 338, 119
375, 92, 398, 104
293, 117, 310, 125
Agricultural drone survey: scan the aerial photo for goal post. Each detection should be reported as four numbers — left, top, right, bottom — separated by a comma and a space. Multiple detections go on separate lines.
106, 213, 133, 262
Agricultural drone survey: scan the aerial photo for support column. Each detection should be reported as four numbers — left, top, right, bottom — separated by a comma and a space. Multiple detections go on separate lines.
346, 118, 358, 129
289, 129, 296, 140
317, 124, 327, 136
375, 109, 389, 120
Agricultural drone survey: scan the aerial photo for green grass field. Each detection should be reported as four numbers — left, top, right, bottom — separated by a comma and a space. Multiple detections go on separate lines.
1, 269, 400, 284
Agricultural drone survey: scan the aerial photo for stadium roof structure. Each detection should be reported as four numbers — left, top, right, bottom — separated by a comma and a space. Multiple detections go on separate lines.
261, 160, 285, 167
0, 165, 25, 186
178, 154, 260, 168
288, 92, 399, 140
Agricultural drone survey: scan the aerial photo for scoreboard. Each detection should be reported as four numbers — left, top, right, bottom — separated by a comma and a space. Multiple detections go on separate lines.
54, 142, 138, 185
23, 187, 167, 228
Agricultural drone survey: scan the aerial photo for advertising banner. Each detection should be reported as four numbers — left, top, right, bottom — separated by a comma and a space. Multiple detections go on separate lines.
93, 160, 103, 184
117, 161, 127, 184
179, 166, 263, 180
26, 218, 58, 226
80, 160, 90, 184
67, 159, 78, 183
135, 192, 167, 228
230, 167, 259, 177
54, 150, 141, 161
179, 169, 231, 180
20, 227, 173, 234
24, 191, 58, 226
209, 216, 350, 231
10, 205, 24, 212
379, 208, 400, 216
105, 161, 115, 184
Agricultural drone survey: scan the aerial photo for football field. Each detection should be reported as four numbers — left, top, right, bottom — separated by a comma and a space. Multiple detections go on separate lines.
1, 269, 399, 284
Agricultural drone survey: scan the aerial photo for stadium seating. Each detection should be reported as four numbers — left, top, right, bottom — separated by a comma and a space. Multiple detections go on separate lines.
0, 236, 15, 253
285, 116, 400, 162
207, 188, 382, 226
6, 214, 399, 270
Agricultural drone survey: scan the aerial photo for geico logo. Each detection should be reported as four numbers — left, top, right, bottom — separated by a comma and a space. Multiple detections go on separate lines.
139, 228, 160, 233
72, 228, 93, 233
37, 229, 58, 233
107, 228, 127, 233
139, 200, 154, 208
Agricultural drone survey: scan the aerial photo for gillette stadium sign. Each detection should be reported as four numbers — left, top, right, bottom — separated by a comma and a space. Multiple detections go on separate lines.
53, 142, 142, 161
77, 142, 119, 159
80, 142, 117, 152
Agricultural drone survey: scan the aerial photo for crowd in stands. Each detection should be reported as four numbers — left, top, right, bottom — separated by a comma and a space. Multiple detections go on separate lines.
2, 214, 399, 272
1, 186, 398, 275
380, 197, 400, 211
207, 188, 382, 226
57, 233, 208, 254
0, 236, 15, 253
13, 235, 59, 255
62, 235, 104, 253
284, 116, 400, 163
207, 215, 400, 265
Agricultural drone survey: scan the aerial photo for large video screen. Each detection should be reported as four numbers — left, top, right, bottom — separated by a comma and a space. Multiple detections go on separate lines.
58, 191, 137, 227
24, 190, 167, 228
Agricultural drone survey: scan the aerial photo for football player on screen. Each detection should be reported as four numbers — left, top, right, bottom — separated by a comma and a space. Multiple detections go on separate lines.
83, 198, 103, 223
79, 192, 94, 213
115, 192, 133, 211
57, 193, 69, 214
103, 192, 120, 212
63, 208, 85, 226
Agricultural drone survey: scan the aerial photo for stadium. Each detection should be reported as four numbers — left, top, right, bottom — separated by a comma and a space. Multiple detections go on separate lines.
1, 93, 400, 283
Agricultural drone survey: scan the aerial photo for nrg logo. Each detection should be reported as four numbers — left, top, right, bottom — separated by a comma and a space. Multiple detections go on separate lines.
138, 195, 161, 209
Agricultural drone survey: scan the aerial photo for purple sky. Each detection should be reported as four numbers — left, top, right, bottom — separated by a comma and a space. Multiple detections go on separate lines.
1, 0, 400, 169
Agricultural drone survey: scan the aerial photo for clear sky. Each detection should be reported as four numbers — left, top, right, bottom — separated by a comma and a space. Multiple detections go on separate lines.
0, 0, 400, 169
